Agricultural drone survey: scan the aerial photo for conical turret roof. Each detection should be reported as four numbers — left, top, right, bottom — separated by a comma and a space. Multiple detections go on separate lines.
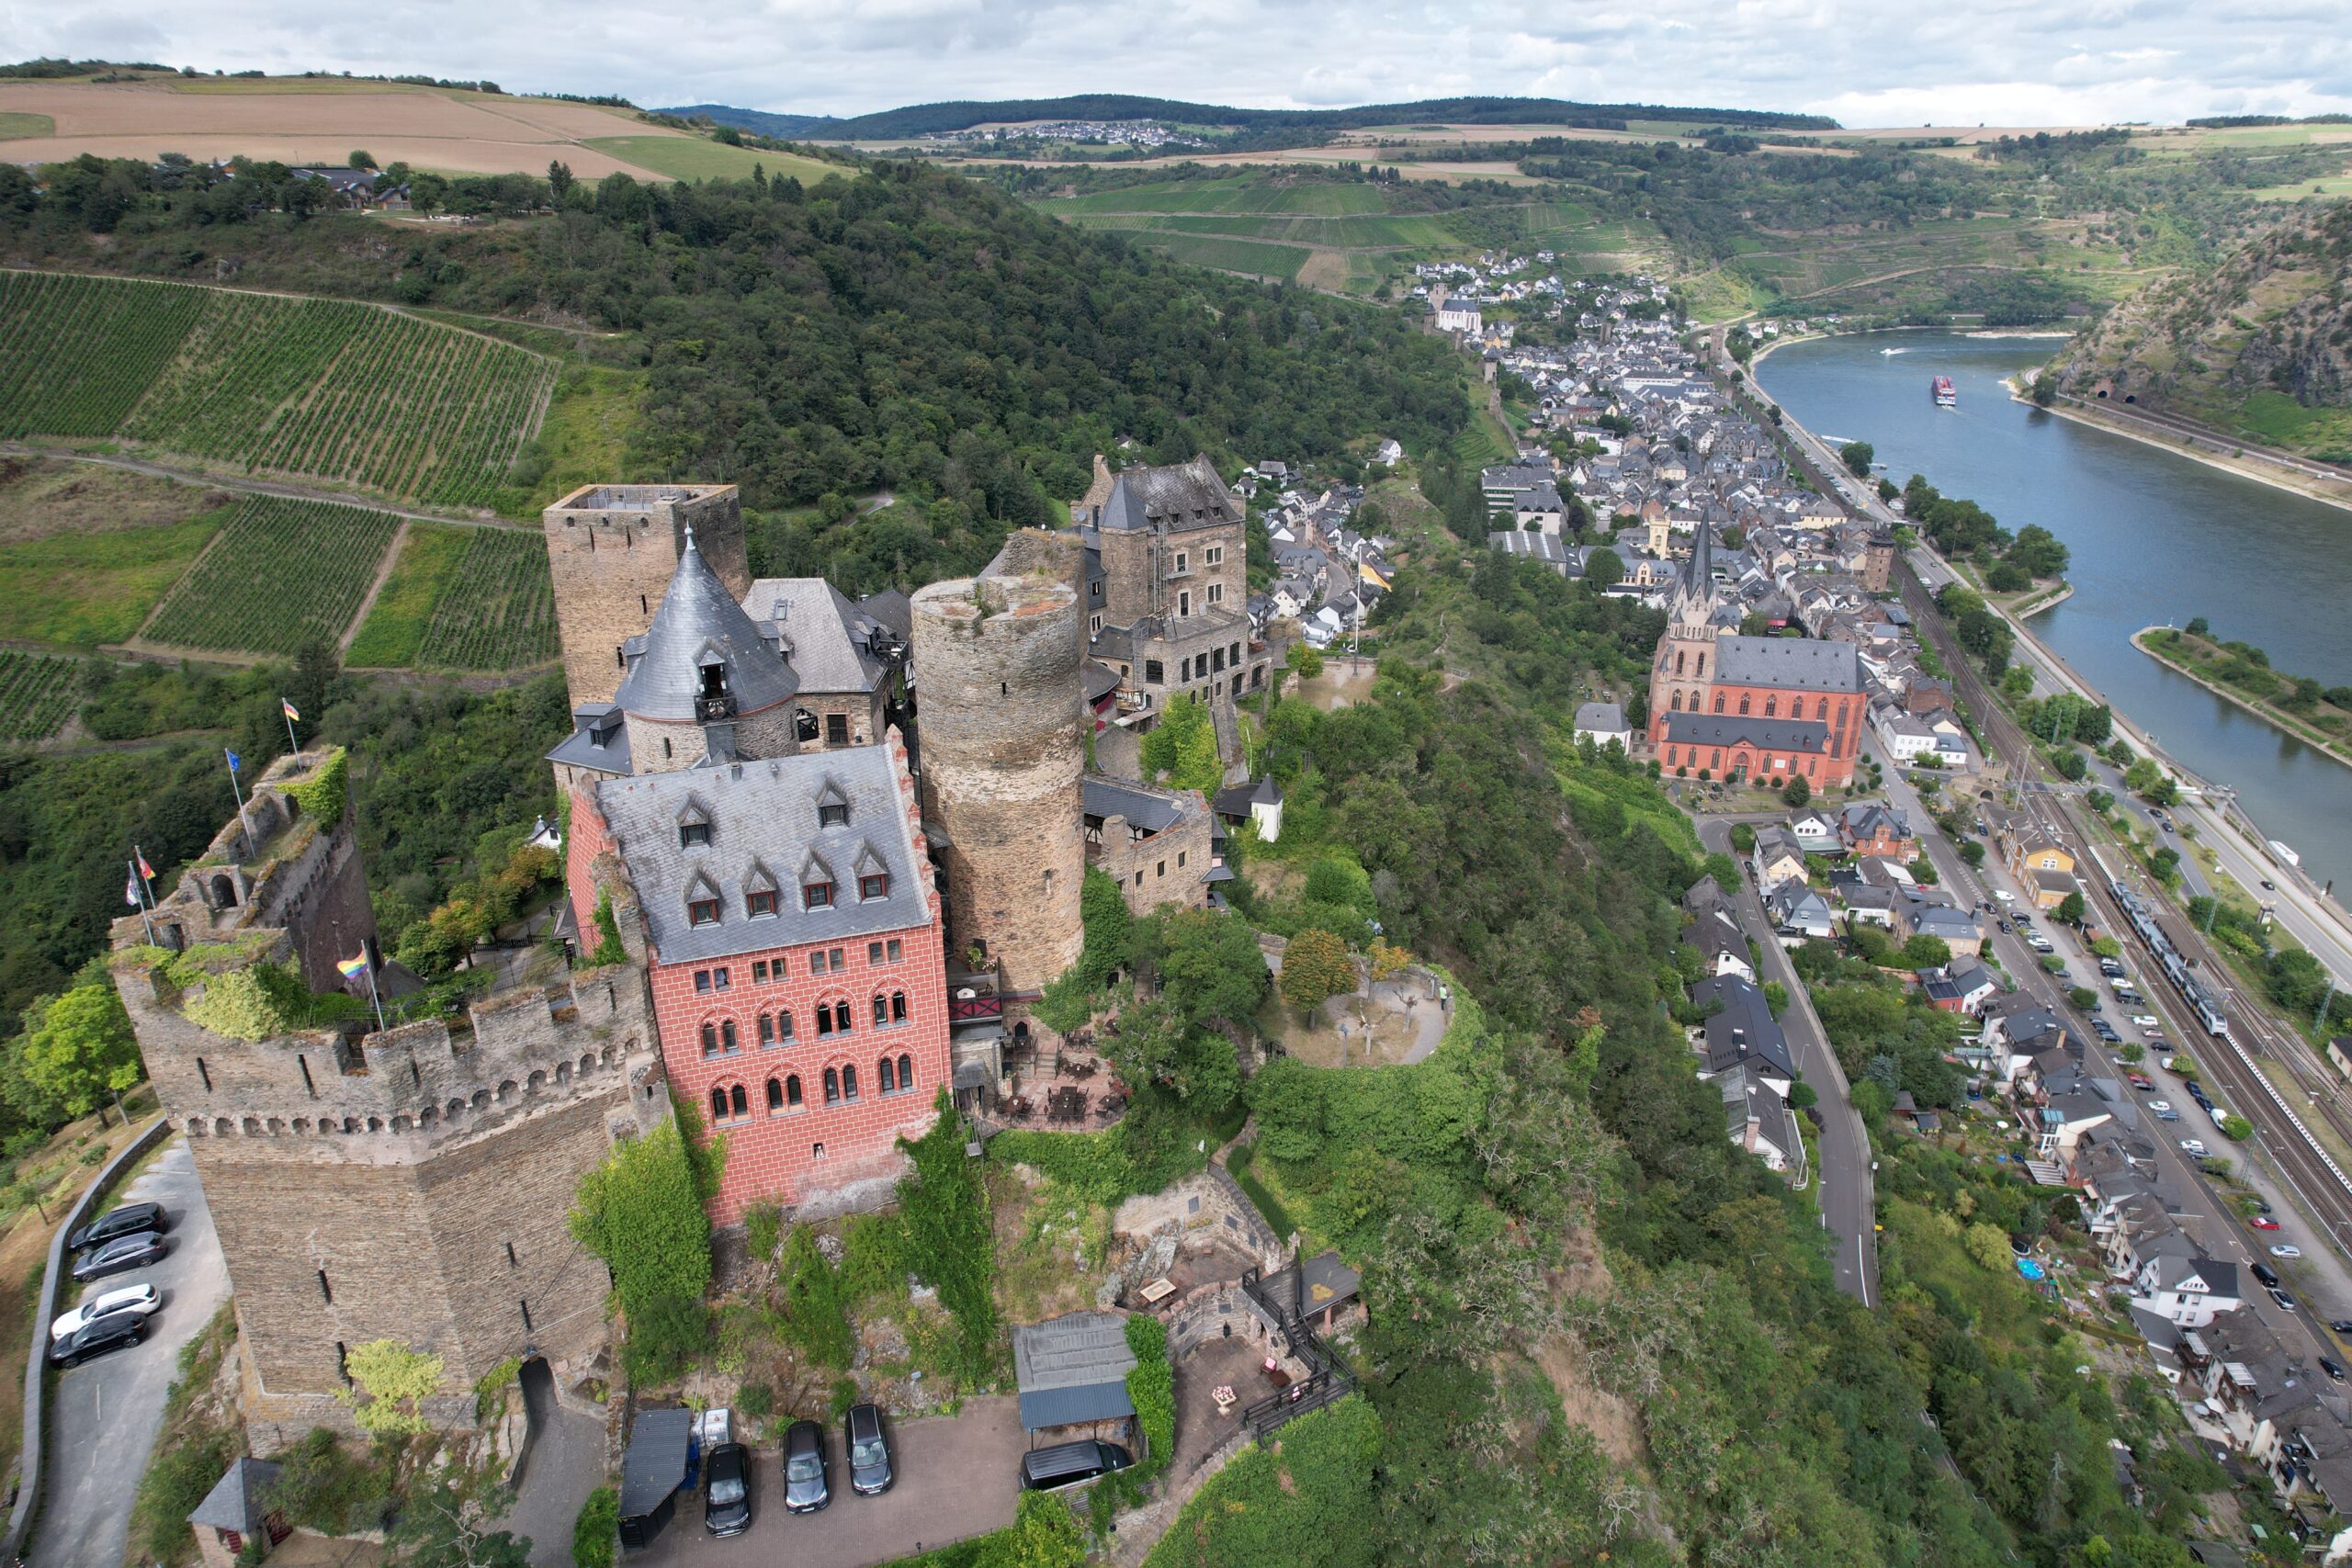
615, 531, 797, 719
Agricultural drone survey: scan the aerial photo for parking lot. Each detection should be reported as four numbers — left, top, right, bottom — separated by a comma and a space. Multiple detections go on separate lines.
34, 1138, 230, 1568
630, 1395, 1023, 1568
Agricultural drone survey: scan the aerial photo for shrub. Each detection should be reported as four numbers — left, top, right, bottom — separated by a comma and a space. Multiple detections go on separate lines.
572, 1486, 618, 1568
743, 1202, 783, 1262
775, 1224, 855, 1369
341, 1339, 443, 1435
1125, 1314, 1174, 1477
132, 1429, 239, 1562
569, 1118, 715, 1382
897, 1090, 998, 1380
2222, 1114, 2254, 1142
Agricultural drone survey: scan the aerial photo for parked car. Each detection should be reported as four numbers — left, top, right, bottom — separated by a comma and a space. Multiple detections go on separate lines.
48, 1308, 146, 1368
2271, 1245, 2303, 1259
51, 1282, 160, 1343
2127, 1074, 2154, 1090
2146, 1099, 2172, 1113
2253, 1262, 2281, 1288
2130, 1015, 2161, 1029
2272, 1287, 2300, 1313
1994, 890, 2016, 904
65, 1202, 164, 1253
1020, 1439, 1133, 1492
2153, 1106, 2180, 1122
845, 1404, 895, 1496
2252, 1217, 2283, 1231
2329, 1319, 2352, 1335
703, 1441, 752, 1537
783, 1420, 831, 1513
2028, 936, 2055, 953
2324, 1358, 2346, 1383
1998, 919, 2013, 934
2178, 1139, 2209, 1157
2098, 958, 2127, 978
73, 1231, 166, 1282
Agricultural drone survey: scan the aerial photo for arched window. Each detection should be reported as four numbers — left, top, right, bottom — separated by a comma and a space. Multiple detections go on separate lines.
818, 1005, 836, 1038
1669, 690, 1682, 711
842, 1064, 859, 1100
1737, 694, 1750, 716
1695, 651, 1705, 677
209, 873, 238, 908
729, 1083, 747, 1118
1674, 649, 1685, 674
823, 1067, 841, 1105
890, 991, 907, 1023
1713, 694, 1724, 713
776, 1010, 794, 1042
786, 1073, 803, 1108
1815, 697, 1828, 721
1764, 697, 1776, 717
709, 1086, 727, 1122
766, 1077, 784, 1111
832, 1000, 853, 1033
873, 994, 889, 1028
759, 1013, 775, 1046
700, 1022, 718, 1056
898, 1053, 913, 1091
879, 1056, 897, 1093
720, 1020, 738, 1053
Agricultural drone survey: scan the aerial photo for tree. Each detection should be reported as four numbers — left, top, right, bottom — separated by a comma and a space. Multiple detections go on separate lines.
1281, 929, 1354, 1016
2185, 616, 2210, 637
1139, 695, 1220, 795
978, 1493, 1086, 1568
2221, 1114, 2253, 1142
342, 1339, 444, 1435
1964, 1223, 2014, 1271
1763, 980, 1789, 1014
1583, 547, 1623, 590
1839, 441, 1874, 478
347, 150, 375, 170
1151, 907, 1269, 1031
1903, 934, 1951, 970
1286, 640, 1324, 680
2056, 891, 2086, 925
2030, 370, 2056, 407
17, 977, 141, 1121
390, 1469, 526, 1568
1781, 773, 1811, 807
1959, 840, 1985, 867
1905, 855, 1939, 886
2068, 986, 2098, 1010
548, 160, 575, 203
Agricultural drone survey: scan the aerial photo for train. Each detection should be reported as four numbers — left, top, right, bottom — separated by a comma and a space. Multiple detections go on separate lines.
2109, 878, 2231, 1038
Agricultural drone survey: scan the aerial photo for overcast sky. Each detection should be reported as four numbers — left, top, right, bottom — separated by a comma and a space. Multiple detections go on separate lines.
22, 0, 2352, 127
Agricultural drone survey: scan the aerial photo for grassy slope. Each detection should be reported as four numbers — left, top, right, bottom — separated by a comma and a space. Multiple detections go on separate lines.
346, 522, 469, 667
0, 462, 232, 647
497, 362, 647, 520
580, 135, 839, 185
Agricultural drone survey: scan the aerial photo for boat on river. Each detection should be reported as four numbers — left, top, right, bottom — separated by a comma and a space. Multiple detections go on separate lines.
1931, 375, 1957, 408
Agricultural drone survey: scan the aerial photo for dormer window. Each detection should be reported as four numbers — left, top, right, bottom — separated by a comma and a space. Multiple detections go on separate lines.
816, 781, 850, 829
853, 842, 889, 902
688, 897, 720, 927
860, 873, 888, 900
680, 821, 711, 848
747, 889, 778, 919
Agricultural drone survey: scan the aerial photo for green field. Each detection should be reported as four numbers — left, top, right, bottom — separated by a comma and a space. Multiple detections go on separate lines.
1128, 234, 1310, 280
345, 522, 468, 667
1054, 179, 1387, 216
414, 526, 558, 671
582, 135, 840, 186
0, 271, 554, 508
142, 495, 400, 656
0, 651, 81, 741
0, 505, 229, 647
495, 363, 646, 520
0, 113, 54, 140
2214, 389, 2352, 451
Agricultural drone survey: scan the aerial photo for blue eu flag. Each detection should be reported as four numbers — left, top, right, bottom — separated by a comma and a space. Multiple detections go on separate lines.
225, 749, 242, 773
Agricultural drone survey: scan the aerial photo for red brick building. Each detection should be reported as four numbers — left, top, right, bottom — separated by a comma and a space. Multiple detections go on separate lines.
572, 731, 949, 1224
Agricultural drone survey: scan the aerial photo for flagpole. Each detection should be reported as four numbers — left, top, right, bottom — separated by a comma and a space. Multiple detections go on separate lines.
127, 858, 154, 945
366, 964, 386, 1033
282, 702, 300, 758
133, 843, 161, 911
225, 750, 254, 859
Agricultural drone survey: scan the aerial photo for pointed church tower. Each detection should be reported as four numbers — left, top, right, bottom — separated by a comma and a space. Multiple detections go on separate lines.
1648, 523, 1722, 745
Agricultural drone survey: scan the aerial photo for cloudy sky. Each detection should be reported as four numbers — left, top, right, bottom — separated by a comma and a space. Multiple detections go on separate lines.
20, 0, 2352, 126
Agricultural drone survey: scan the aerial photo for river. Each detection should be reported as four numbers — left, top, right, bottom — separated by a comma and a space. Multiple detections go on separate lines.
1756, 329, 2352, 891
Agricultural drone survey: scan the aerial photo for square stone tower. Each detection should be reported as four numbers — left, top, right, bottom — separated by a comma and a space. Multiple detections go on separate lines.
544, 484, 751, 707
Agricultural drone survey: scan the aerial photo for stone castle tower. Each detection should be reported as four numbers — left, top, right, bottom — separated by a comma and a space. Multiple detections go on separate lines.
910, 532, 1085, 991
112, 750, 669, 1452
543, 484, 751, 707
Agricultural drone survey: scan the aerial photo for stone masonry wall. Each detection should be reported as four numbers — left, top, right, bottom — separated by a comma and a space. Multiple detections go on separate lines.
1088, 805, 1215, 919
543, 485, 750, 708
910, 561, 1084, 991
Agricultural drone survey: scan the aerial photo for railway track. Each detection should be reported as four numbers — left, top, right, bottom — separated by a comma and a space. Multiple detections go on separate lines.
1901, 563, 2352, 1254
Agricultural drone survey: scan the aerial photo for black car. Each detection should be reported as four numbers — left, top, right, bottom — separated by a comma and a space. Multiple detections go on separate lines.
2253, 1261, 2282, 1289
2323, 1358, 2346, 1384
2331, 1319, 2352, 1335
845, 1403, 894, 1496
782, 1420, 830, 1513
73, 1230, 166, 1282
49, 1308, 146, 1368
66, 1202, 164, 1253
703, 1441, 752, 1537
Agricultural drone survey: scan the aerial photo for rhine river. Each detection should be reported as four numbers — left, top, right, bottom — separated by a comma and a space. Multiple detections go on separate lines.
1757, 329, 2352, 891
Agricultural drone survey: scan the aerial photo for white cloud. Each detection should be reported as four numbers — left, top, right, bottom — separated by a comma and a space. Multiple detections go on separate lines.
10, 0, 2350, 124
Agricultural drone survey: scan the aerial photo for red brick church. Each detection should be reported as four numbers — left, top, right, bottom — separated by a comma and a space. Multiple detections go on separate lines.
1647, 525, 1863, 788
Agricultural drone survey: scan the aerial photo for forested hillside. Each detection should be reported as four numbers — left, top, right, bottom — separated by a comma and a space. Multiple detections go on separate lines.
0, 156, 1476, 589
2055, 199, 2352, 459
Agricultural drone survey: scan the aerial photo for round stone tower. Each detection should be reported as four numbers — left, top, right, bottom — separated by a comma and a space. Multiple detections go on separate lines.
911, 555, 1084, 992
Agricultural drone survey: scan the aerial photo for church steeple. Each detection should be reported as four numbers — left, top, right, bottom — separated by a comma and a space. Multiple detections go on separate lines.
1682, 520, 1713, 606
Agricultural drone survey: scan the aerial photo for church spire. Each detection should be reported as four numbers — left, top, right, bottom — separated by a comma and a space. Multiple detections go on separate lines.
1686, 519, 1713, 601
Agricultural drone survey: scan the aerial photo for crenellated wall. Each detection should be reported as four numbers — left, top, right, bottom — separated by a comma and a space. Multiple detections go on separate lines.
543, 484, 749, 708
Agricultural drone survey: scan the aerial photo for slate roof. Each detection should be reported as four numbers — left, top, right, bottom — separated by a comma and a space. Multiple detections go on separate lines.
1256, 1250, 1362, 1316
188, 1458, 283, 1533
1214, 776, 1282, 818
1096, 457, 1239, 534
745, 578, 892, 694
615, 534, 798, 721
1662, 714, 1833, 752
1713, 636, 1863, 694
1690, 973, 1796, 1081
1574, 701, 1628, 734
1083, 775, 1193, 835
1012, 1312, 1138, 1431
547, 702, 634, 777
598, 745, 927, 966
858, 588, 913, 641
619, 1408, 694, 1522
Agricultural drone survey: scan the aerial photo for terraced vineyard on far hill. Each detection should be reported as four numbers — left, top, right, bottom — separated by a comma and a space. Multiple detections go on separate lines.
0, 271, 554, 509
141, 495, 401, 657
417, 526, 560, 671
0, 650, 81, 741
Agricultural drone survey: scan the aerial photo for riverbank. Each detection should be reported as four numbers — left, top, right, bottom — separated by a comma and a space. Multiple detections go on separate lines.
2001, 378, 2352, 515
2131, 627, 2352, 772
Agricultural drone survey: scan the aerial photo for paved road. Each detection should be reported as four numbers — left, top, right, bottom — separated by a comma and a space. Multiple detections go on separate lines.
33, 1139, 229, 1568
1871, 742, 2352, 1362
631, 1396, 1022, 1568
503, 1363, 607, 1568
1696, 818, 1878, 1305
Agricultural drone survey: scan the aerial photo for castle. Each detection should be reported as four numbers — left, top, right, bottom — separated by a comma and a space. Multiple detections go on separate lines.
1646, 523, 1864, 788
110, 750, 670, 1451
